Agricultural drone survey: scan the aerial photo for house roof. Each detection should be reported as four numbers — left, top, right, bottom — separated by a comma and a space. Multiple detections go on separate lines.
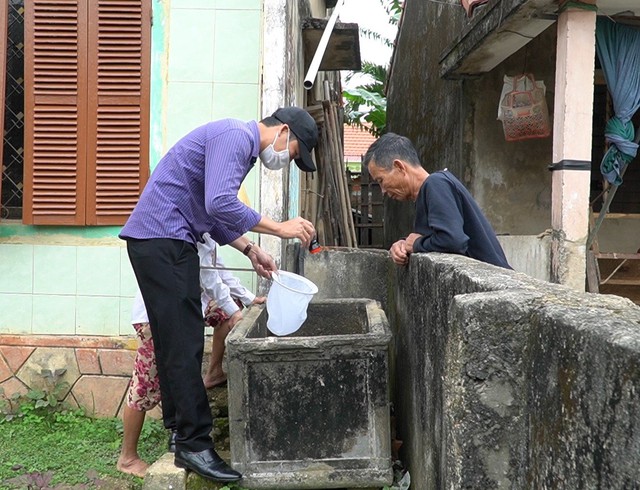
343, 124, 377, 162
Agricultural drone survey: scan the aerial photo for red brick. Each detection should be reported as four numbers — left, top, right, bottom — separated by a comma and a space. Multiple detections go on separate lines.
71, 375, 129, 417
0, 376, 28, 400
76, 348, 101, 375
0, 334, 132, 349
0, 355, 10, 383
99, 349, 136, 376
0, 346, 35, 373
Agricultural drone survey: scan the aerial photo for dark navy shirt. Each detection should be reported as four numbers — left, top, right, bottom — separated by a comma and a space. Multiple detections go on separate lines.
120, 119, 262, 246
413, 170, 511, 269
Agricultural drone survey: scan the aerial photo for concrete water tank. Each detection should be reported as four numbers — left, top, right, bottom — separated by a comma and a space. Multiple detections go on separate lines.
226, 298, 393, 489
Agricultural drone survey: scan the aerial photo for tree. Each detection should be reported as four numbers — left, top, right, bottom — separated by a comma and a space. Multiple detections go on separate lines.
343, 0, 402, 137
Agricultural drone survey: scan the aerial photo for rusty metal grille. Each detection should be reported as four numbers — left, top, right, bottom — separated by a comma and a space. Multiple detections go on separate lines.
2, 0, 24, 219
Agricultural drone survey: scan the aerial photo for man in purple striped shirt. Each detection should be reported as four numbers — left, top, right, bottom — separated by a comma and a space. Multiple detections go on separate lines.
119, 107, 318, 482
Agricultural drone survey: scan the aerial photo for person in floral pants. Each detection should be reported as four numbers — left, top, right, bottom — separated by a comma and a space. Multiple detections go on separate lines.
117, 233, 265, 478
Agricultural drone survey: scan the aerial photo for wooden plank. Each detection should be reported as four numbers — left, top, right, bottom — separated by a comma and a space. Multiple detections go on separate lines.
595, 253, 640, 260
601, 279, 640, 286
602, 213, 640, 219
360, 157, 371, 246
354, 223, 383, 228
370, 163, 383, 245
586, 251, 600, 293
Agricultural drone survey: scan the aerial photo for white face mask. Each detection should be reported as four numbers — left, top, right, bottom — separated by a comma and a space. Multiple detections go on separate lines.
260, 128, 291, 170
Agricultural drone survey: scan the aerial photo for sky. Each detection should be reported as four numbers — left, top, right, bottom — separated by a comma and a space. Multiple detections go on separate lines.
338, 0, 398, 68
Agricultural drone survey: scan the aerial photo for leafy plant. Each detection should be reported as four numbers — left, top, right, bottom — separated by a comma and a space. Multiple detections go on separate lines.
1, 368, 72, 422
342, 0, 402, 137
344, 62, 388, 137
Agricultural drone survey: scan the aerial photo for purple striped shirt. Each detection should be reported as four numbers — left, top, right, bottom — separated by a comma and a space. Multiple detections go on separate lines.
120, 119, 262, 245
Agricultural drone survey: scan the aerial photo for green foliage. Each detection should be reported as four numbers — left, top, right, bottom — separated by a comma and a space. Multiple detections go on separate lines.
0, 368, 165, 488
342, 0, 402, 137
0, 409, 166, 489
343, 61, 388, 137
0, 368, 72, 422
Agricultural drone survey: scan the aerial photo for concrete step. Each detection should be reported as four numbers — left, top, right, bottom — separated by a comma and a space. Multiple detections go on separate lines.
144, 453, 384, 490
142, 451, 232, 490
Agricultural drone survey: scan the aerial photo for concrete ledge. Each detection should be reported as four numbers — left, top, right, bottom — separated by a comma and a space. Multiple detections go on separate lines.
143, 452, 234, 490
143, 453, 186, 490
292, 248, 640, 488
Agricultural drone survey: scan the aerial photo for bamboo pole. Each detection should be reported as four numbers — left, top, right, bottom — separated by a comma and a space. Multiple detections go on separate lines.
330, 104, 353, 247
332, 102, 357, 247
322, 82, 341, 244
319, 120, 339, 244
323, 101, 350, 246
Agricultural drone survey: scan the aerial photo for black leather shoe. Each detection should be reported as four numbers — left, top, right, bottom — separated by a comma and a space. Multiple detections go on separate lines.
168, 430, 177, 453
174, 448, 242, 482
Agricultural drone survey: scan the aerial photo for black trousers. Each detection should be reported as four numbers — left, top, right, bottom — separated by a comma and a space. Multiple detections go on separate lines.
126, 238, 213, 452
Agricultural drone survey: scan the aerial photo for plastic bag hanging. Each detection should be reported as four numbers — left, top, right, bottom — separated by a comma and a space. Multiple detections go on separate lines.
498, 74, 551, 142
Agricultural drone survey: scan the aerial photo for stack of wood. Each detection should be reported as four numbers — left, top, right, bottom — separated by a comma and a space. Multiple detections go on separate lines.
302, 83, 357, 248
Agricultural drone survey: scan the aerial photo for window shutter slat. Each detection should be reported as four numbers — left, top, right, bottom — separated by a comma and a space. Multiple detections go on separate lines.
24, 0, 88, 225
86, 0, 150, 225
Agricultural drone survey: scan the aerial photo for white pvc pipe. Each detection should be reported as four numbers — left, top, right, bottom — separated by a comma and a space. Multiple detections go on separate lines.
303, 0, 347, 90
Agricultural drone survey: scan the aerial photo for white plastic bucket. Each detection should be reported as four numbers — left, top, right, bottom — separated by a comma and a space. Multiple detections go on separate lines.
266, 270, 318, 336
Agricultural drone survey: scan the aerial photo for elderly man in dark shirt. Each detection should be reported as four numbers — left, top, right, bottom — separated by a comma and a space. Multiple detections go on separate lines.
363, 133, 511, 270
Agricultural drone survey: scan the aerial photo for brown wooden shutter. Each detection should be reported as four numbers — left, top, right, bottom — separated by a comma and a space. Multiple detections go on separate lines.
86, 0, 150, 225
24, 0, 88, 225
24, 0, 149, 225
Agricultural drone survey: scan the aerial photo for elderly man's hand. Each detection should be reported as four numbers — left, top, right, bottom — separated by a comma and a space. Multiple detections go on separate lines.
390, 239, 409, 266
404, 233, 421, 254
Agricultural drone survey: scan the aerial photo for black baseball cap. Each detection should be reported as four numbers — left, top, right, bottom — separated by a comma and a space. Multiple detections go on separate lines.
272, 107, 318, 172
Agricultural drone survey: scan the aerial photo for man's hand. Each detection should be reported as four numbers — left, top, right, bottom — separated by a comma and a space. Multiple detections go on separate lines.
251, 296, 266, 305
251, 215, 316, 247
276, 217, 315, 247
248, 245, 277, 278
390, 239, 409, 266
404, 233, 422, 254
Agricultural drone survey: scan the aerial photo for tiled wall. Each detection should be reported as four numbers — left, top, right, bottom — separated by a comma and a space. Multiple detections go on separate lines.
165, 0, 262, 287
0, 243, 137, 336
0, 0, 264, 336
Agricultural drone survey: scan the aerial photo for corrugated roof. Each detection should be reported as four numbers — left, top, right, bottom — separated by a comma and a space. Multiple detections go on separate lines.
343, 124, 377, 162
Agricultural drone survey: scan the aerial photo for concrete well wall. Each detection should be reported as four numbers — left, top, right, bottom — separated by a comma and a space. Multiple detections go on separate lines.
292, 247, 640, 489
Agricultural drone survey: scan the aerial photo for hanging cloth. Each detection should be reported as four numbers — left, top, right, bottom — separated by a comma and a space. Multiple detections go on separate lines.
595, 18, 640, 185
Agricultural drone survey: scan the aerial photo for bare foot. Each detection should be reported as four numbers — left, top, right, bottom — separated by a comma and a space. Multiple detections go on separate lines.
203, 373, 227, 389
117, 456, 149, 478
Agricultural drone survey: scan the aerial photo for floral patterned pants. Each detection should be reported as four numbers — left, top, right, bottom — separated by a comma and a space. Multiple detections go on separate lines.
125, 299, 240, 411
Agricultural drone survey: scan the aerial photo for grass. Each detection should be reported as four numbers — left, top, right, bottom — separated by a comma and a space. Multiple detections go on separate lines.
0, 408, 167, 489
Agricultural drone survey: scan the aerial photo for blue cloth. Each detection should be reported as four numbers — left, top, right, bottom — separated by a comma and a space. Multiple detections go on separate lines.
120, 119, 262, 245
413, 171, 511, 269
596, 18, 640, 185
